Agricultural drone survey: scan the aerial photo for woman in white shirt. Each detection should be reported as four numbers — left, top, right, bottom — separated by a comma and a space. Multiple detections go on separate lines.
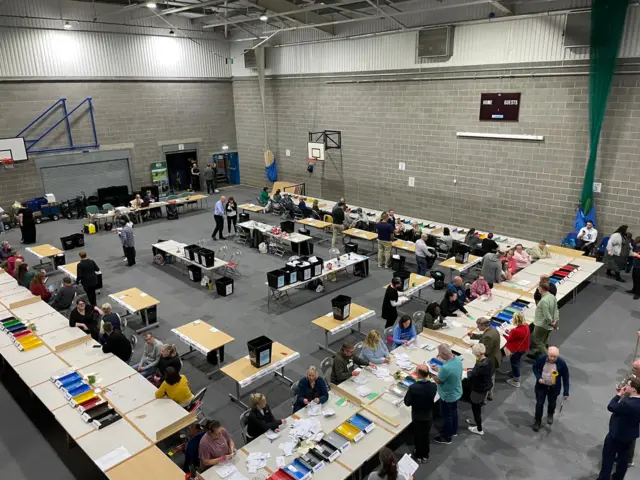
605, 225, 628, 282
225, 197, 238, 235
577, 220, 598, 254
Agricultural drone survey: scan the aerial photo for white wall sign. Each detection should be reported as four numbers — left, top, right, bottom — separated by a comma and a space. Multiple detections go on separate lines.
408, 177, 415, 187
178, 143, 185, 150
398, 162, 406, 171
592, 182, 602, 193
285, 149, 290, 156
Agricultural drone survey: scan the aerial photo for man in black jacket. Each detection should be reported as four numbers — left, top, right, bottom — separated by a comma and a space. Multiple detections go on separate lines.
101, 322, 132, 362
51, 277, 76, 311
76, 251, 100, 306
331, 342, 373, 385
331, 202, 346, 249
404, 366, 437, 463
598, 378, 640, 480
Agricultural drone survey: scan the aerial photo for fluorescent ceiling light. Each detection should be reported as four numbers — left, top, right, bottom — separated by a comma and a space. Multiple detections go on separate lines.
63, 21, 72, 29
146, 2, 157, 9
259, 13, 268, 21
222, 145, 229, 150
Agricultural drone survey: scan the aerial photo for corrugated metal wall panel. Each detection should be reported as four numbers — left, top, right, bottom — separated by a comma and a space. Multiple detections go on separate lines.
0, 28, 231, 78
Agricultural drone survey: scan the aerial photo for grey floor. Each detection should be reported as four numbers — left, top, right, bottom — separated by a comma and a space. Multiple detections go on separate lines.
1, 184, 638, 480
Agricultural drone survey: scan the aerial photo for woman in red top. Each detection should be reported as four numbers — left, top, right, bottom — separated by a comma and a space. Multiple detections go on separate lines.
505, 312, 530, 388
7, 252, 24, 277
504, 250, 518, 275
29, 270, 52, 302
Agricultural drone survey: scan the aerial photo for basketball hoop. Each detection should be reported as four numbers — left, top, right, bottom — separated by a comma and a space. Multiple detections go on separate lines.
306, 157, 318, 165
1, 158, 14, 169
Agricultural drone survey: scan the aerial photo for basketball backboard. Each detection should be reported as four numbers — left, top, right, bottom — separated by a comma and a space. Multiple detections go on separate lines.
0, 138, 28, 161
307, 142, 325, 161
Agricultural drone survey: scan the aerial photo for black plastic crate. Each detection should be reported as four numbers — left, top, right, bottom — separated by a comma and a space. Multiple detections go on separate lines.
216, 277, 234, 296
393, 269, 411, 292
332, 294, 352, 320
74, 233, 85, 248
391, 255, 406, 271
60, 235, 76, 251
239, 212, 250, 223
198, 248, 216, 268
280, 220, 295, 233
184, 244, 201, 262
267, 269, 287, 289
247, 335, 273, 368
282, 265, 298, 284
345, 242, 358, 254
187, 265, 202, 282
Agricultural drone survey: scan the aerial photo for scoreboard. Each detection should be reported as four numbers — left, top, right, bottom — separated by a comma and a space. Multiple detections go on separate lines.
479, 93, 521, 121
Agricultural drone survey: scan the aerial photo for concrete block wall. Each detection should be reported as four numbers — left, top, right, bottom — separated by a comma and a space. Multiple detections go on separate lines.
232, 72, 640, 243
0, 81, 237, 210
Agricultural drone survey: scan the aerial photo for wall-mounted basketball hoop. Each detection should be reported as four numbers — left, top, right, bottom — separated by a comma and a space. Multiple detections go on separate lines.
2, 158, 15, 169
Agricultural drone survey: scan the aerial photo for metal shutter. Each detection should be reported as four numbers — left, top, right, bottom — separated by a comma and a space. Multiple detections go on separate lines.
41, 158, 131, 201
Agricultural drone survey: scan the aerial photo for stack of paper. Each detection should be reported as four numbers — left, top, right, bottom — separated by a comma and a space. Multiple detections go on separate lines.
395, 353, 413, 370
288, 418, 321, 441
265, 430, 280, 440
372, 367, 392, 380
356, 385, 372, 397
322, 408, 335, 417
246, 452, 270, 473
307, 403, 322, 416
215, 464, 238, 478
352, 374, 368, 385
279, 441, 296, 456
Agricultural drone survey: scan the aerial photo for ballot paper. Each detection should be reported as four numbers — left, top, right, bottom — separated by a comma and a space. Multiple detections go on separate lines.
352, 374, 368, 385
322, 408, 335, 417
265, 430, 280, 440
372, 367, 392, 380
215, 464, 239, 479
307, 402, 322, 416
398, 454, 419, 478
356, 385, 372, 397
395, 353, 414, 370
288, 418, 321, 440
277, 456, 286, 468
246, 452, 270, 472
209, 327, 219, 333
95, 445, 131, 471
518, 280, 531, 286
279, 441, 296, 456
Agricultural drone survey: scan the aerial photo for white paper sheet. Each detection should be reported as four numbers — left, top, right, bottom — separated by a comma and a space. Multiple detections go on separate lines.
277, 456, 286, 468
209, 326, 219, 333
279, 441, 295, 456
356, 385, 372, 397
322, 408, 336, 417
265, 430, 280, 440
398, 454, 419, 478
95, 445, 131, 472
215, 464, 239, 478
307, 402, 322, 416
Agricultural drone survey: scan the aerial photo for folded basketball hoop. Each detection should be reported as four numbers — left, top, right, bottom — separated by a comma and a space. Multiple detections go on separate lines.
1, 158, 14, 169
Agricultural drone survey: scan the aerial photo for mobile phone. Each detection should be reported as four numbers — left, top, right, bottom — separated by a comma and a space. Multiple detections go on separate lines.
92, 345, 101, 348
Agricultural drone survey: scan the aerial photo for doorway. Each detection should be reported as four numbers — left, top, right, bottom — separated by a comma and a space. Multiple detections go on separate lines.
166, 151, 197, 193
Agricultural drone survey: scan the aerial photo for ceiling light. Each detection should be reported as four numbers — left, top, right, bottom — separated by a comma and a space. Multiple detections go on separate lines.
169, 29, 175, 35
63, 21, 72, 29
259, 13, 268, 21
222, 145, 229, 150
146, 2, 157, 9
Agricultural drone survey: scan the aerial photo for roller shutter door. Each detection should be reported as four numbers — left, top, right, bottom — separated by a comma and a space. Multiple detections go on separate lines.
41, 158, 132, 201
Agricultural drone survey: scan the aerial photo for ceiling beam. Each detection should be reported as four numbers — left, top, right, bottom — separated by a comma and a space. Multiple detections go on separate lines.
254, 0, 335, 35
488, 0, 512, 14
364, 0, 405, 29
159, 0, 228, 16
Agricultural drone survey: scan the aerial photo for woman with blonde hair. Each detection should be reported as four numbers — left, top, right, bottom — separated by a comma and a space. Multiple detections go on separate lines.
154, 344, 181, 385
293, 366, 329, 412
505, 312, 530, 388
247, 393, 286, 440
361, 330, 390, 365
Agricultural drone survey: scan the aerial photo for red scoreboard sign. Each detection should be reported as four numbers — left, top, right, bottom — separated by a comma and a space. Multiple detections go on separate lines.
479, 93, 521, 121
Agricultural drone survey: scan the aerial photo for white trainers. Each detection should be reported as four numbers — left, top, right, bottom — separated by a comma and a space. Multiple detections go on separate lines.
214, 189, 220, 193
506, 379, 521, 388
468, 426, 484, 435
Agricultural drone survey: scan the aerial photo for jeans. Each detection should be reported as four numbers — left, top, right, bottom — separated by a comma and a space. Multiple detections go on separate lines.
440, 400, 458, 441
212, 215, 225, 239
378, 240, 392, 267
416, 255, 428, 275
532, 326, 551, 356
132, 361, 155, 378
510, 351, 525, 381
534, 384, 559, 423
598, 434, 632, 480
413, 419, 432, 458
124, 246, 136, 266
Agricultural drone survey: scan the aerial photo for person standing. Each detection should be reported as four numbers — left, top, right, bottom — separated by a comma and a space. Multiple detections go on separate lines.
533, 274, 557, 304
76, 251, 100, 306
505, 312, 531, 388
225, 197, 238, 236
404, 365, 437, 463
203, 164, 215, 194
190, 161, 200, 191
212, 196, 226, 240
529, 281, 559, 358
532, 346, 569, 431
628, 238, 640, 300
475, 317, 501, 401
598, 379, 640, 480
466, 343, 493, 435
381, 277, 407, 328
331, 202, 346, 249
120, 219, 136, 267
481, 248, 503, 287
605, 225, 629, 282
432, 343, 463, 445
18, 203, 36, 244
415, 232, 436, 275
376, 212, 395, 269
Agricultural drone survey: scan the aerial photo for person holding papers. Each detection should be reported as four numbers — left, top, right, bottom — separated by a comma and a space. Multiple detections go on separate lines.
382, 277, 408, 328
403, 366, 437, 463
465, 343, 493, 436
392, 315, 417, 349
531, 346, 569, 432
440, 289, 466, 318
199, 420, 236, 468
246, 393, 286, 441
361, 331, 391, 365
424, 302, 445, 331
577, 220, 598, 254
367, 448, 414, 480
293, 366, 329, 413
101, 322, 132, 362
470, 274, 492, 300
476, 317, 501, 401
331, 342, 375, 385
431, 344, 463, 445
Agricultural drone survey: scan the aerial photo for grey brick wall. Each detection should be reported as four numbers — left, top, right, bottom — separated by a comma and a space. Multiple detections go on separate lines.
0, 81, 237, 209
232, 73, 640, 243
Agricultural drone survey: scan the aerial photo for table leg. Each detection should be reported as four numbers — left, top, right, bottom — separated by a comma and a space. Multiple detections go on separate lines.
206, 348, 223, 379
317, 330, 336, 354
180, 345, 196, 359
229, 382, 248, 409
274, 367, 293, 385
135, 308, 159, 334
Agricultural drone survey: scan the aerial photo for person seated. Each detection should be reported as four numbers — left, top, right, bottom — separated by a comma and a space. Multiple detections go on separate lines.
259, 187, 270, 206
155, 366, 194, 408
481, 233, 499, 255
100, 303, 122, 332
293, 366, 329, 413
16, 263, 35, 289
353, 208, 368, 229
12, 258, 23, 279
440, 289, 467, 318
102, 322, 132, 362
153, 344, 182, 385
130, 194, 143, 210
392, 315, 417, 348
281, 192, 294, 209
387, 209, 396, 225
424, 301, 445, 330
29, 269, 52, 302
448, 276, 469, 308
501, 259, 513, 281
311, 199, 322, 218
331, 342, 375, 385
439, 227, 453, 252
7, 252, 23, 277
272, 189, 282, 204
465, 228, 481, 251
503, 250, 518, 275
199, 420, 236, 468
528, 240, 551, 261
298, 198, 311, 218
393, 217, 405, 237
50, 276, 76, 311
0, 260, 8, 273
246, 393, 286, 441
367, 448, 414, 480
576, 220, 598, 254
69, 299, 100, 341
411, 222, 422, 242
513, 244, 531, 269
132, 333, 163, 378
361, 330, 391, 365
0, 240, 12, 261
470, 274, 492, 299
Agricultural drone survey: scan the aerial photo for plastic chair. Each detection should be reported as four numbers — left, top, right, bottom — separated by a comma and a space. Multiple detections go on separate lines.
320, 357, 333, 382
225, 250, 242, 277
102, 203, 114, 212
128, 334, 137, 360
86, 205, 99, 216
290, 380, 299, 407
412, 311, 425, 334
384, 326, 395, 349
240, 409, 251, 444
271, 237, 285, 258
236, 227, 249, 245
216, 245, 228, 261
185, 387, 208, 421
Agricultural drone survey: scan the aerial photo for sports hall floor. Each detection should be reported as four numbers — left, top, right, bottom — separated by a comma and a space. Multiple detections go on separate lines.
0, 185, 637, 480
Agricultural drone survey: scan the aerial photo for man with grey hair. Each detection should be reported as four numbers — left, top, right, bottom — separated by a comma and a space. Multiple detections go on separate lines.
431, 343, 463, 444
476, 317, 501, 401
